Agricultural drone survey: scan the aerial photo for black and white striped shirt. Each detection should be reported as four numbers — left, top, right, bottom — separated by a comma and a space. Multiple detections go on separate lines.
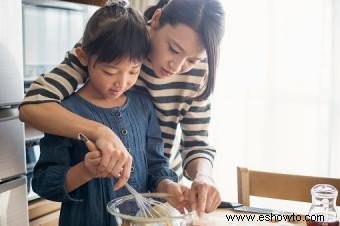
22, 44, 216, 179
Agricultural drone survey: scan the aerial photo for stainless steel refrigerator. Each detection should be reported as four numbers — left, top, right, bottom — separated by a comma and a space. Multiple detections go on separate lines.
0, 0, 29, 225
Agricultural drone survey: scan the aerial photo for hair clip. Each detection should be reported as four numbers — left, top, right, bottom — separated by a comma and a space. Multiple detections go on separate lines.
105, 0, 129, 8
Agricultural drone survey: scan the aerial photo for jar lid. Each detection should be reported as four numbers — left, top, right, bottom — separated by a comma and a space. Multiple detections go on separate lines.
311, 184, 338, 198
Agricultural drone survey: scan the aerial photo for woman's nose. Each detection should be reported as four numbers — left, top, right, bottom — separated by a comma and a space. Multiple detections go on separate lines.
169, 57, 185, 73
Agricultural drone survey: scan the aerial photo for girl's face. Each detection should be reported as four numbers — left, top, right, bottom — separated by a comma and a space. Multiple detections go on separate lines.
87, 58, 141, 100
77, 48, 141, 102
148, 10, 206, 78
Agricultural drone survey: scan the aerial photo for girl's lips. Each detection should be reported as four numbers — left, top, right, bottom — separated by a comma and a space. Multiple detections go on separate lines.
109, 89, 122, 95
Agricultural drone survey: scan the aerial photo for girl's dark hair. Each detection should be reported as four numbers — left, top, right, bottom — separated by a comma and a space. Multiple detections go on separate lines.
145, 0, 225, 100
82, 4, 149, 65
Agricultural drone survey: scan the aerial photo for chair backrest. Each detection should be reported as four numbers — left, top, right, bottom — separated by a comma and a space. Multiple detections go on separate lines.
237, 167, 340, 206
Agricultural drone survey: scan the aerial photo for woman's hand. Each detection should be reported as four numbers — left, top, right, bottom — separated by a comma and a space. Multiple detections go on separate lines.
157, 179, 191, 213
184, 158, 221, 217
189, 174, 221, 217
83, 129, 133, 190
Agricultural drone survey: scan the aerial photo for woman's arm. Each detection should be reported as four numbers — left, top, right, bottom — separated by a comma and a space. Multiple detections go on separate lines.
144, 98, 178, 192
20, 102, 132, 186
20, 102, 107, 140
185, 158, 213, 182
179, 90, 221, 216
20, 42, 96, 138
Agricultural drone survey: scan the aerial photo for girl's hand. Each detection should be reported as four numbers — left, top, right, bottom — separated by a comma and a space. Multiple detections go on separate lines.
83, 150, 102, 178
157, 179, 191, 213
189, 175, 221, 217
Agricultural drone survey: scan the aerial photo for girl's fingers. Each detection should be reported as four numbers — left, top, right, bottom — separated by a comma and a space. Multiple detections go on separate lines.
86, 158, 101, 165
85, 151, 101, 159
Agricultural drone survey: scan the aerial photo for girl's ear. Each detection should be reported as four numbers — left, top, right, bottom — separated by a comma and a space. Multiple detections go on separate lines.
75, 47, 88, 66
150, 8, 162, 29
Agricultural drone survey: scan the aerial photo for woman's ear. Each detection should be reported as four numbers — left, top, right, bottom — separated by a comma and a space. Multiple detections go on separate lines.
150, 8, 162, 28
75, 47, 88, 66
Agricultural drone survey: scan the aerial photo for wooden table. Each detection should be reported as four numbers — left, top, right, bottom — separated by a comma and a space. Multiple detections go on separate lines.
194, 208, 306, 226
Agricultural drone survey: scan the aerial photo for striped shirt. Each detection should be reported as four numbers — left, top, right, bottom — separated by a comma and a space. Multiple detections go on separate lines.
22, 43, 216, 179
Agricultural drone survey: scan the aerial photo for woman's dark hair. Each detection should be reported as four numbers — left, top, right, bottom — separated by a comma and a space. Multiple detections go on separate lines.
145, 0, 225, 100
82, 4, 149, 65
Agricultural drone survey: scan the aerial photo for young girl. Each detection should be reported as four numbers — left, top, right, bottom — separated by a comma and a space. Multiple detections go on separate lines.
32, 2, 186, 225
21, 0, 225, 216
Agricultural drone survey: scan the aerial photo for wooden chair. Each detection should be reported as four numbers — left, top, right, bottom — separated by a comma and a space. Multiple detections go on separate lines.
237, 167, 340, 206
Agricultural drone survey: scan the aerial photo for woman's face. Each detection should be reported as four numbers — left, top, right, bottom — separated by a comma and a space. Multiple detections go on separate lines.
148, 10, 206, 78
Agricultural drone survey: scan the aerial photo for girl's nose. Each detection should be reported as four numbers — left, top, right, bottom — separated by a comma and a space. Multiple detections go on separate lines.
114, 74, 129, 89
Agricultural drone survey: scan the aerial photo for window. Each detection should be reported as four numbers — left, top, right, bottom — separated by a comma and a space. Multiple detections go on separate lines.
211, 0, 340, 204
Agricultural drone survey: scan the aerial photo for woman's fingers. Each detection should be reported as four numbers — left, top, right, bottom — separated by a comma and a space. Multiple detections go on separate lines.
79, 132, 132, 184
94, 129, 125, 173
191, 183, 208, 217
106, 159, 118, 177
96, 141, 114, 174
189, 175, 221, 217
204, 189, 221, 212
113, 154, 132, 190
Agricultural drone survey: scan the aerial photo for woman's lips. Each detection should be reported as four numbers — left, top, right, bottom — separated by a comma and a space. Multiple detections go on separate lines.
160, 67, 175, 77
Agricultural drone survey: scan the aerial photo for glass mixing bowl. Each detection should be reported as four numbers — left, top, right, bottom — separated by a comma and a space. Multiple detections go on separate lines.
107, 193, 196, 226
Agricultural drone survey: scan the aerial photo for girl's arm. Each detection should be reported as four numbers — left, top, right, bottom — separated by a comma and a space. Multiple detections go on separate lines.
32, 135, 79, 202
66, 144, 108, 192
65, 162, 93, 192
65, 155, 103, 192
20, 43, 131, 189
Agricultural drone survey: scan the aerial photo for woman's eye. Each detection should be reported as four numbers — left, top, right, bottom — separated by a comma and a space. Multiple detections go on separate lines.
169, 45, 179, 54
130, 71, 139, 75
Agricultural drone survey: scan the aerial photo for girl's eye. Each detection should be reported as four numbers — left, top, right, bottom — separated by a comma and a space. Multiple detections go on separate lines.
103, 70, 115, 76
169, 45, 179, 54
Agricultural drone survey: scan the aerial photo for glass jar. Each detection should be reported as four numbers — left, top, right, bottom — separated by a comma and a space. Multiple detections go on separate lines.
307, 184, 339, 226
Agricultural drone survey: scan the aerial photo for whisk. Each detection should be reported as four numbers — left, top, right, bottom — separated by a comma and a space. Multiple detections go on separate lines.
124, 183, 178, 218
77, 133, 178, 218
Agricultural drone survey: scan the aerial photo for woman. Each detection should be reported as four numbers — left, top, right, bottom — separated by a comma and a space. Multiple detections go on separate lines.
20, 0, 225, 216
